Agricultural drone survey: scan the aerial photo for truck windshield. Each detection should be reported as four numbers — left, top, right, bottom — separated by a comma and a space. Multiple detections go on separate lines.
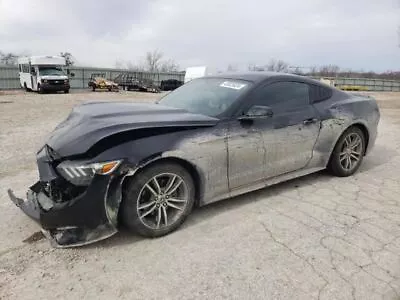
158, 78, 252, 117
38, 66, 65, 76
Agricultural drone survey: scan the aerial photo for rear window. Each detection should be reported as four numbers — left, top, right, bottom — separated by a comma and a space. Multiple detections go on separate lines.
310, 85, 332, 103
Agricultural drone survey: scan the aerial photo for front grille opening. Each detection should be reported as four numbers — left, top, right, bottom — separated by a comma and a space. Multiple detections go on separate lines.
42, 177, 86, 203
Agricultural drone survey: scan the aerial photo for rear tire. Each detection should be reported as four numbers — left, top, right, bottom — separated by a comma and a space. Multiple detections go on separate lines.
121, 162, 195, 237
328, 126, 365, 177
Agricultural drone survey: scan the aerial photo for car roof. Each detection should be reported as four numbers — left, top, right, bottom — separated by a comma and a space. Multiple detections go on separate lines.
206, 72, 325, 86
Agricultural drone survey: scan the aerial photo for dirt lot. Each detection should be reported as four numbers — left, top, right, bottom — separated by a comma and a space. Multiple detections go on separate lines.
0, 90, 399, 300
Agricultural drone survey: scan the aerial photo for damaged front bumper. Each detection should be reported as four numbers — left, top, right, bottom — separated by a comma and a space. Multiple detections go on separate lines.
8, 174, 127, 248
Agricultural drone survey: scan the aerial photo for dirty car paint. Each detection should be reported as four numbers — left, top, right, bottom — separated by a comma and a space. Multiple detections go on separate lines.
8, 73, 380, 247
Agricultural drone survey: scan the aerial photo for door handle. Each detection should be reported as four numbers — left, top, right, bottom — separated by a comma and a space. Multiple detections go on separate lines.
303, 118, 318, 125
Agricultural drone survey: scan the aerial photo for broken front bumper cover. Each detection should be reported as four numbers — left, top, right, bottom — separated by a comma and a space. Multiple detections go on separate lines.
7, 176, 122, 248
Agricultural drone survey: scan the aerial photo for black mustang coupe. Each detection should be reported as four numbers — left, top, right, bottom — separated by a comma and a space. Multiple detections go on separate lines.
8, 72, 380, 247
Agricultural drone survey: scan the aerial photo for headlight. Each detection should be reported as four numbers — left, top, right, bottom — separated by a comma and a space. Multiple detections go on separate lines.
56, 160, 121, 186
64, 79, 69, 84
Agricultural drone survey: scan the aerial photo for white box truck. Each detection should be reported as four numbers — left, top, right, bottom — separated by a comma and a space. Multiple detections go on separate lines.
18, 56, 71, 93
184, 66, 218, 83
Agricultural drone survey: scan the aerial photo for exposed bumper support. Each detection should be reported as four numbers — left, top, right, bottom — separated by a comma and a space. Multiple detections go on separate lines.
41, 224, 117, 248
7, 174, 129, 248
8, 189, 41, 222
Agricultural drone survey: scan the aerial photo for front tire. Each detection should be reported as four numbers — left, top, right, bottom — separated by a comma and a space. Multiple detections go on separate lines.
328, 126, 365, 177
37, 84, 43, 94
121, 162, 195, 237
64, 89, 69, 94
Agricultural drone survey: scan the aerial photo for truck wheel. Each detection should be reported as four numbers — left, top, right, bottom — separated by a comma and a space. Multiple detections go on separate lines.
23, 82, 29, 92
92, 86, 95, 92
37, 84, 43, 94
64, 89, 69, 94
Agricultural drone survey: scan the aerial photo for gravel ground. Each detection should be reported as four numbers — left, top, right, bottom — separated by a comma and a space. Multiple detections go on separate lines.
0, 90, 399, 300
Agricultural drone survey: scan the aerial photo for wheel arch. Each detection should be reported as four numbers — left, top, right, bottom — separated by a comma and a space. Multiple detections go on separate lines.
351, 123, 370, 154
327, 122, 370, 166
122, 156, 204, 208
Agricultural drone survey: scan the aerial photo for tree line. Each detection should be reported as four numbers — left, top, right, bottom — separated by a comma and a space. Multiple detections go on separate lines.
0, 49, 180, 73
0, 51, 75, 66
1, 50, 399, 80
115, 49, 180, 72
245, 59, 400, 80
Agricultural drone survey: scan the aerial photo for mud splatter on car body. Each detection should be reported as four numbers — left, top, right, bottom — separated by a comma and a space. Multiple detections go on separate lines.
8, 72, 380, 247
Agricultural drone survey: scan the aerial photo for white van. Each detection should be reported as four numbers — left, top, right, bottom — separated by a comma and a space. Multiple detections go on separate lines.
18, 56, 71, 93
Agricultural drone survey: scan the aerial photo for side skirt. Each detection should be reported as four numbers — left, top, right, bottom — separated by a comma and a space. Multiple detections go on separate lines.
202, 166, 325, 206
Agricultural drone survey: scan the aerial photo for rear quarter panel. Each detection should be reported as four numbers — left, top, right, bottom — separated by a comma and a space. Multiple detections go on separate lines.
310, 91, 380, 168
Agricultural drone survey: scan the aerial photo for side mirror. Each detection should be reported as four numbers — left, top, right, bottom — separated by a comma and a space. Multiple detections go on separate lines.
238, 105, 273, 121
70, 72, 75, 77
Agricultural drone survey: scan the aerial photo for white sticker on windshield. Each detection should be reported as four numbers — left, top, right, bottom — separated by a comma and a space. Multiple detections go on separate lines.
220, 81, 247, 90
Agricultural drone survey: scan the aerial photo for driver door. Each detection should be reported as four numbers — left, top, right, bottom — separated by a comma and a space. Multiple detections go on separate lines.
227, 112, 268, 189
227, 80, 321, 190
30, 66, 37, 91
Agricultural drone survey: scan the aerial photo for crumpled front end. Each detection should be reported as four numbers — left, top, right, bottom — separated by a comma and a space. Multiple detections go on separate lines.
8, 145, 129, 248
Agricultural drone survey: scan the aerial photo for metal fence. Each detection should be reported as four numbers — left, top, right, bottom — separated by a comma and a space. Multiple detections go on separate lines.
1, 64, 400, 91
314, 77, 400, 92
0, 65, 185, 90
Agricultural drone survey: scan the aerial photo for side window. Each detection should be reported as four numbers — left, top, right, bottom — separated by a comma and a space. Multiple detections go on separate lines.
251, 82, 310, 113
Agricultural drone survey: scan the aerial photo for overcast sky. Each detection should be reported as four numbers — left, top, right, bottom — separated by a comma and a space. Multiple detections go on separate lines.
0, 0, 399, 71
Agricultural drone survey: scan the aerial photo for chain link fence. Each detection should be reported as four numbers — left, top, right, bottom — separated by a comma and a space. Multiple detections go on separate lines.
1, 65, 399, 91
0, 65, 185, 90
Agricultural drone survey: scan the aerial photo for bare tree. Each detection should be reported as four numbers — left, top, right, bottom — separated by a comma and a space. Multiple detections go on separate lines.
275, 60, 289, 72
115, 60, 125, 69
291, 67, 304, 75
248, 63, 256, 71
126, 61, 145, 71
0, 51, 18, 65
265, 59, 289, 72
160, 59, 179, 72
309, 66, 318, 76
60, 52, 75, 66
145, 50, 163, 72
318, 64, 340, 77
265, 59, 276, 71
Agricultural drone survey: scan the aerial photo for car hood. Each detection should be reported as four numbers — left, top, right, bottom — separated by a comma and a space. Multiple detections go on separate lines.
45, 101, 219, 157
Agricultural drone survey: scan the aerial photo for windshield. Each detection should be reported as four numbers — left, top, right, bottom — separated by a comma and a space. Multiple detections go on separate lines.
158, 78, 252, 117
38, 66, 66, 76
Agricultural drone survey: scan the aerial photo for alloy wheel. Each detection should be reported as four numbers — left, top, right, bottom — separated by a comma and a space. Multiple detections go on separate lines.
339, 132, 363, 171
136, 173, 189, 230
